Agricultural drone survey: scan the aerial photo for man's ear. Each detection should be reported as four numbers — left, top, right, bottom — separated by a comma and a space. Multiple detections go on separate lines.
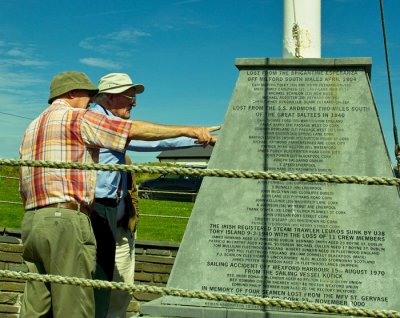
107, 94, 115, 102
68, 90, 78, 99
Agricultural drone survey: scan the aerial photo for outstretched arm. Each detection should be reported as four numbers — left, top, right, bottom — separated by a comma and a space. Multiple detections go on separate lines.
126, 137, 197, 152
129, 120, 220, 147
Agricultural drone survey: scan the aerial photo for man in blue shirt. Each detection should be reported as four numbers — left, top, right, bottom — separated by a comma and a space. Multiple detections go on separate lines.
90, 73, 217, 317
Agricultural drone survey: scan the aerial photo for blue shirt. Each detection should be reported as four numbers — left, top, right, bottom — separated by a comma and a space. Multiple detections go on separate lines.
90, 104, 197, 199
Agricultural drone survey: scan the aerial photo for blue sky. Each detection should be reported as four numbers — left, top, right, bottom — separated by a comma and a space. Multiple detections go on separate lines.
1, 0, 400, 164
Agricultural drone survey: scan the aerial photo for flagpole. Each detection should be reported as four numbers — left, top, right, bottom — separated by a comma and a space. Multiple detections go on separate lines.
283, 0, 321, 58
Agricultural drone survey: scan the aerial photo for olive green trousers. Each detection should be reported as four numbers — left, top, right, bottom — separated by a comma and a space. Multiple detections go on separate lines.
20, 207, 96, 317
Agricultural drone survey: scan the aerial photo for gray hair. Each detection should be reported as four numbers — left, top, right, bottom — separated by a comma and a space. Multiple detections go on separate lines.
93, 92, 108, 104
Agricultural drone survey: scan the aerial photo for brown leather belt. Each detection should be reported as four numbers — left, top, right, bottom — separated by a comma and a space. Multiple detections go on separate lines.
27, 202, 92, 216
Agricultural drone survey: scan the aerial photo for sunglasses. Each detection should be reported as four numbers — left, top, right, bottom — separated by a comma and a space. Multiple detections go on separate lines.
121, 95, 136, 104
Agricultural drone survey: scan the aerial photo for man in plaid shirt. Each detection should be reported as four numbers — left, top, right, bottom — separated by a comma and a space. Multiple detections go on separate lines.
19, 71, 218, 318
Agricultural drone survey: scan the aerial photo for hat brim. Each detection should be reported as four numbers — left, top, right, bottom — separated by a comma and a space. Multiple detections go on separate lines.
48, 88, 99, 104
99, 84, 144, 94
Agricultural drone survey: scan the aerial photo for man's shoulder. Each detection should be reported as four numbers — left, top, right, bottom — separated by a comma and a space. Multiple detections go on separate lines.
89, 104, 113, 117
89, 104, 103, 113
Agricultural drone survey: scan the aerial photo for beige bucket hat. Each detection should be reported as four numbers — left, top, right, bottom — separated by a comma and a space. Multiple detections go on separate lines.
98, 73, 144, 94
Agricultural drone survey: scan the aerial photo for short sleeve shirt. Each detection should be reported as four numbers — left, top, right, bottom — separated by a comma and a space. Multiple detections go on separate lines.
19, 99, 132, 210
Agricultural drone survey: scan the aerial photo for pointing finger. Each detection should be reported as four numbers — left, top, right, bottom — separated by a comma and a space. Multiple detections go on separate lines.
207, 125, 221, 133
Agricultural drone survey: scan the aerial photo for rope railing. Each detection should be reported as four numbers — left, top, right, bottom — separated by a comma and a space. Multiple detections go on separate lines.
0, 175, 19, 180
0, 200, 23, 205
138, 189, 197, 196
1, 158, 400, 316
1, 158, 400, 186
140, 213, 189, 219
0, 269, 399, 318
138, 188, 197, 202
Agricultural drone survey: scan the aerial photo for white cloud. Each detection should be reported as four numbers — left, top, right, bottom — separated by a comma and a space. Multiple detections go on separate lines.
105, 29, 150, 42
79, 57, 122, 70
0, 68, 45, 90
0, 42, 49, 68
80, 28, 151, 54
80, 39, 117, 52
79, 28, 151, 69
7, 48, 26, 57
2, 58, 49, 67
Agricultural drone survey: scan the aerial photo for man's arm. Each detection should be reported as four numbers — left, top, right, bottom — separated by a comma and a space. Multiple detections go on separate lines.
129, 120, 220, 147
126, 137, 197, 152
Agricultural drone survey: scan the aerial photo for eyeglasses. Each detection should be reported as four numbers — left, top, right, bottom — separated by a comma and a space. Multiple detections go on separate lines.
121, 95, 136, 104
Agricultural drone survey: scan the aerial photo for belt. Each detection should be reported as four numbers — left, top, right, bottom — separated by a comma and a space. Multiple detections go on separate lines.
95, 197, 119, 208
27, 202, 92, 216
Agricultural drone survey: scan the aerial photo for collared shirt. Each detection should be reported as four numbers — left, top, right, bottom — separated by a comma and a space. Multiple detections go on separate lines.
19, 99, 132, 210
90, 103, 197, 202
90, 104, 197, 221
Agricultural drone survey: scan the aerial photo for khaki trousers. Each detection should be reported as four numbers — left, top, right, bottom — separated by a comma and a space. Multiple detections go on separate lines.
20, 207, 96, 318
107, 226, 136, 318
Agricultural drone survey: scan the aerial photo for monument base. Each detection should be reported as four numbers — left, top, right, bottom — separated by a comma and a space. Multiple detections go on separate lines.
140, 297, 346, 318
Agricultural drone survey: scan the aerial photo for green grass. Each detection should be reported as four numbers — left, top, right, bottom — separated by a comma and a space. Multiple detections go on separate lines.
138, 200, 193, 242
0, 172, 24, 228
0, 165, 192, 242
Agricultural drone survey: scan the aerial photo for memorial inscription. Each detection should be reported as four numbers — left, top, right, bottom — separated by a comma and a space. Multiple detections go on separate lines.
195, 67, 392, 309
142, 59, 400, 318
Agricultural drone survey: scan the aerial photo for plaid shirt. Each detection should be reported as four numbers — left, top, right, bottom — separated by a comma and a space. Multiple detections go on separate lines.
19, 99, 132, 210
